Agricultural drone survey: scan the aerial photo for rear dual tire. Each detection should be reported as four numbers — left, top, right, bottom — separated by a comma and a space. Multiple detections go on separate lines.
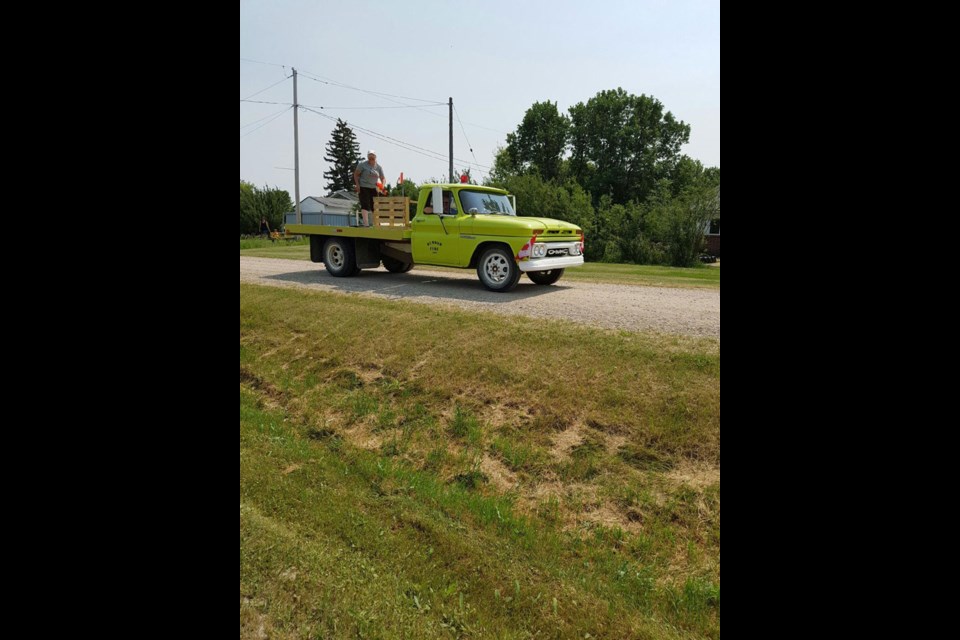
323, 238, 360, 276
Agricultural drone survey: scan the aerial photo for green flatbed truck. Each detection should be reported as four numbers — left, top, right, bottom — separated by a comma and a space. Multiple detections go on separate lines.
285, 184, 585, 292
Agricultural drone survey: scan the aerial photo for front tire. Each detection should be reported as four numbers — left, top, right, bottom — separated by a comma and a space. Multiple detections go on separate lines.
323, 238, 359, 277
477, 246, 521, 292
382, 256, 414, 273
527, 269, 564, 285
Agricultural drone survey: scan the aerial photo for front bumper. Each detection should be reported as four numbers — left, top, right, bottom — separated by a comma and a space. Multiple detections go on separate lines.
519, 255, 585, 272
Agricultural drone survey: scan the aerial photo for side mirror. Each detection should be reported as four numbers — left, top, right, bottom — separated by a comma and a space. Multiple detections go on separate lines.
508, 195, 516, 213
432, 186, 444, 215
468, 207, 479, 215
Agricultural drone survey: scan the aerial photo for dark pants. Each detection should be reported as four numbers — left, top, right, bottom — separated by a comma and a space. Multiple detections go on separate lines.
359, 187, 377, 213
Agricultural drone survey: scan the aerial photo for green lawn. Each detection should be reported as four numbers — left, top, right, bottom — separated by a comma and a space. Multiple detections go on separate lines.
240, 284, 720, 639
240, 238, 719, 289
560, 261, 719, 287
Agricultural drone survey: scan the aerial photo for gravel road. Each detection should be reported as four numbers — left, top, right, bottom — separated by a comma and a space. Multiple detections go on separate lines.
240, 257, 720, 338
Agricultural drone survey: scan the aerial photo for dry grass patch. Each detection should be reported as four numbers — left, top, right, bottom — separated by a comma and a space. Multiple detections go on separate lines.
240, 283, 720, 638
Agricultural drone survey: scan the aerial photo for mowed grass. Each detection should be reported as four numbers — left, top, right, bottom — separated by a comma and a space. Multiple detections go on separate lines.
240, 283, 720, 639
240, 239, 720, 288
240, 236, 309, 257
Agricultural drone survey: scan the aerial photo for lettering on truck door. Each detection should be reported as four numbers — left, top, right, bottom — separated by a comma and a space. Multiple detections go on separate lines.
411, 190, 461, 266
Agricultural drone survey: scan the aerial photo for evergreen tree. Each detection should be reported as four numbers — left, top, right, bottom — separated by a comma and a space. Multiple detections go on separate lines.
323, 119, 360, 194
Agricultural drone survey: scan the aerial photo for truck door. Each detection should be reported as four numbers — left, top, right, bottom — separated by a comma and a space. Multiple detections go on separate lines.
411, 188, 461, 266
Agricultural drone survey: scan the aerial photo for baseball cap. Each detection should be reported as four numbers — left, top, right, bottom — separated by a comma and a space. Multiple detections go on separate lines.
367, 149, 377, 156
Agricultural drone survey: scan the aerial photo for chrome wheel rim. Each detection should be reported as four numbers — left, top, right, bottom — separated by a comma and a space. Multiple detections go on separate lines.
483, 254, 510, 283
328, 245, 345, 269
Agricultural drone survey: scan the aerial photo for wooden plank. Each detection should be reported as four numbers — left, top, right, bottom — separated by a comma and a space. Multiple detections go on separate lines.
372, 196, 410, 227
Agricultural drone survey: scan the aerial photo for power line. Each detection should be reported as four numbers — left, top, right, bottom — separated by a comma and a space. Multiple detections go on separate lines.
241, 99, 446, 110
332, 108, 490, 170
366, 88, 509, 136
389, 96, 510, 136
241, 105, 292, 130
300, 106, 491, 171
239, 60, 497, 172
240, 57, 285, 68
460, 120, 510, 136
297, 69, 442, 104
243, 59, 508, 135
241, 106, 291, 138
301, 106, 448, 164
301, 107, 442, 157
241, 75, 290, 101
454, 104, 483, 178
300, 103, 446, 110
298, 69, 456, 121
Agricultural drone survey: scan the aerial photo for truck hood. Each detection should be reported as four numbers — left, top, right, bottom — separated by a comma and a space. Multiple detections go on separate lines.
468, 215, 581, 237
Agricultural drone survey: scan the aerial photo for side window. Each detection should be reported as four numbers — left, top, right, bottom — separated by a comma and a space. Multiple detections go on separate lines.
421, 191, 459, 215
443, 190, 458, 214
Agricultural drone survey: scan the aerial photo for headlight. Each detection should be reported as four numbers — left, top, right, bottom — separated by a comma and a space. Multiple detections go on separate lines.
570, 243, 581, 256
532, 243, 547, 258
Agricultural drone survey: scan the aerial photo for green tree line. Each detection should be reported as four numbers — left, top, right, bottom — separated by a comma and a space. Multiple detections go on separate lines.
488, 89, 719, 266
241, 89, 718, 265
239, 181, 293, 235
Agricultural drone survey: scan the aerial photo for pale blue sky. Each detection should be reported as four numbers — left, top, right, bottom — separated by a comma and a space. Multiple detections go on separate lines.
240, 0, 720, 199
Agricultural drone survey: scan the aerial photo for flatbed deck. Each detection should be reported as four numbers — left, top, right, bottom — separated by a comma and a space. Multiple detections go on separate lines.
285, 224, 412, 241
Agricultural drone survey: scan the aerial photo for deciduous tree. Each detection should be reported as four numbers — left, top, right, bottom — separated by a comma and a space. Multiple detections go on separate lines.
505, 101, 569, 181
568, 89, 690, 204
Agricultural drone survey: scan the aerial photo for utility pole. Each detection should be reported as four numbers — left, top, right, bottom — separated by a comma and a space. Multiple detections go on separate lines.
448, 97, 454, 183
293, 68, 301, 224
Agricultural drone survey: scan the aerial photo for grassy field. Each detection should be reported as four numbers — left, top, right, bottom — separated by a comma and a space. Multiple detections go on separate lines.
240, 283, 720, 638
239, 239, 720, 288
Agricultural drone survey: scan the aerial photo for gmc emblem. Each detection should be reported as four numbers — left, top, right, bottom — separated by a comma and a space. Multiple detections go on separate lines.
546, 248, 569, 257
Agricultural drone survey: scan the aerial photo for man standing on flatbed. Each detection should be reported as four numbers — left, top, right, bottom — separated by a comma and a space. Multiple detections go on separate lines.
354, 150, 384, 227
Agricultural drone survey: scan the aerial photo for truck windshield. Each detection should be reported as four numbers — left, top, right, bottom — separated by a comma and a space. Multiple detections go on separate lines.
458, 190, 515, 216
